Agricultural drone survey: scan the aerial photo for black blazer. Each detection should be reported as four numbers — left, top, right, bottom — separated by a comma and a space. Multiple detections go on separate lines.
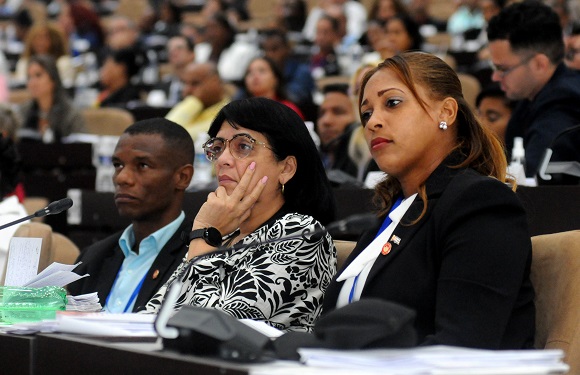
323, 160, 536, 349
68, 219, 191, 312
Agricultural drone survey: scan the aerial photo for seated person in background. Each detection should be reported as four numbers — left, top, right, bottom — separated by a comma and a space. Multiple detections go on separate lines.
104, 15, 144, 53
14, 23, 75, 87
194, 12, 259, 83
446, 0, 485, 35
147, 35, 196, 107
487, 1, 580, 177
146, 98, 337, 332
18, 55, 85, 143
564, 21, 580, 71
310, 14, 343, 78
303, 0, 367, 44
323, 52, 535, 349
237, 56, 304, 119
475, 83, 515, 145
96, 48, 142, 108
364, 14, 424, 63
68, 118, 194, 313
165, 62, 231, 142
261, 29, 316, 117
317, 83, 359, 178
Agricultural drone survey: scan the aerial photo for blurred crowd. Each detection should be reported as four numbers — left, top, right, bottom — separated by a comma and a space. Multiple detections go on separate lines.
0, 0, 579, 193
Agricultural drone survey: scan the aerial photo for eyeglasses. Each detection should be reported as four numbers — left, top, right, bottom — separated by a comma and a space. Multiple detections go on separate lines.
490, 55, 536, 78
565, 48, 580, 61
202, 133, 272, 162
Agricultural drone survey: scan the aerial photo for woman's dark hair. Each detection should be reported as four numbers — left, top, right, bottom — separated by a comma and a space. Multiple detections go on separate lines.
388, 13, 424, 51
244, 56, 288, 100
211, 12, 236, 48
208, 97, 336, 225
106, 47, 143, 79
28, 54, 66, 98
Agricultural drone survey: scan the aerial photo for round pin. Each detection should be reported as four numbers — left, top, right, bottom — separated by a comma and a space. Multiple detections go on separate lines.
152, 269, 160, 279
381, 242, 392, 255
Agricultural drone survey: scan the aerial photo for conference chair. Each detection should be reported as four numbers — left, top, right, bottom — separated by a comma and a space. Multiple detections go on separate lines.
334, 240, 356, 271
81, 107, 134, 136
0, 222, 80, 285
457, 73, 481, 111
22, 196, 50, 222
531, 230, 580, 374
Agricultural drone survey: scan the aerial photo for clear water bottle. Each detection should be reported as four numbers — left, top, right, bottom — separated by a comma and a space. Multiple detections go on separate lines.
191, 133, 213, 189
508, 137, 527, 184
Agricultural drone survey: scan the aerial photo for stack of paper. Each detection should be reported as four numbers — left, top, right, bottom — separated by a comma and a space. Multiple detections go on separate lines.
297, 346, 569, 374
5, 237, 88, 287
54, 313, 157, 337
66, 293, 102, 312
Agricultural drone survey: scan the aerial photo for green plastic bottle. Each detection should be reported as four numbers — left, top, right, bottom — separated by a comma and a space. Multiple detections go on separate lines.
0, 286, 67, 324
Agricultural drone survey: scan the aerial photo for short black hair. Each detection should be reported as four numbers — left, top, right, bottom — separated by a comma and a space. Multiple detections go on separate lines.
475, 83, 516, 110
487, 0, 564, 64
106, 47, 144, 79
261, 28, 289, 46
124, 118, 194, 166
208, 98, 336, 225
322, 83, 349, 96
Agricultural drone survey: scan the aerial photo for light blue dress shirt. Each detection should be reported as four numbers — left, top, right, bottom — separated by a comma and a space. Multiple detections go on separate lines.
105, 211, 185, 313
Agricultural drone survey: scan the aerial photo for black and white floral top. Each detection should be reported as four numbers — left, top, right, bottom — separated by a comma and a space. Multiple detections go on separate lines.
144, 211, 337, 332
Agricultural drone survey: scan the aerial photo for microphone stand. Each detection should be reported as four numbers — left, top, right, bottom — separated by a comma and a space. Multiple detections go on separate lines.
0, 197, 74, 231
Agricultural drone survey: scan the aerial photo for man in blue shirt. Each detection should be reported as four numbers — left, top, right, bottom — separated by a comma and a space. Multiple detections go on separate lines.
68, 118, 195, 312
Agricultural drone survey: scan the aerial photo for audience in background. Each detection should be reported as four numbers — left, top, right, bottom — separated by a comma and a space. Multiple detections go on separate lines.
104, 16, 143, 53
564, 21, 580, 70
194, 12, 259, 83
165, 62, 231, 141
476, 83, 515, 145
57, 1, 104, 55
311, 14, 342, 78
487, 1, 580, 177
147, 35, 195, 107
18, 55, 85, 143
317, 83, 358, 178
272, 0, 308, 33
447, 0, 485, 35
14, 23, 75, 87
368, 0, 408, 23
96, 48, 142, 108
239, 56, 304, 119
68, 118, 194, 313
303, 0, 367, 43
261, 29, 315, 117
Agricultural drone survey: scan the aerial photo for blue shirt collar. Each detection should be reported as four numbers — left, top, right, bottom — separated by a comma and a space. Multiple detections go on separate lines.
118, 211, 186, 257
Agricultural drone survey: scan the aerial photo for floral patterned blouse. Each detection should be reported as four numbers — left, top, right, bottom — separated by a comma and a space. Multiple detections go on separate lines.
144, 211, 337, 332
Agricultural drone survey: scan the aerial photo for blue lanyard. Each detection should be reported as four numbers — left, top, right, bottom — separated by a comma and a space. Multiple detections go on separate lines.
105, 272, 148, 313
348, 196, 403, 304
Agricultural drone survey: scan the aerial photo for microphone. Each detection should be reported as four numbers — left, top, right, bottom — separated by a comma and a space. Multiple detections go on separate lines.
538, 125, 580, 181
154, 212, 379, 358
0, 197, 74, 231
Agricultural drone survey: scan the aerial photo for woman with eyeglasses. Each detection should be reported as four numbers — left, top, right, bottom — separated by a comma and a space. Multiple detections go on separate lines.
145, 97, 337, 332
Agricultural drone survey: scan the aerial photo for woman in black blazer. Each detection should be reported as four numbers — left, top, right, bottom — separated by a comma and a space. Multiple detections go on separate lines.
322, 52, 535, 349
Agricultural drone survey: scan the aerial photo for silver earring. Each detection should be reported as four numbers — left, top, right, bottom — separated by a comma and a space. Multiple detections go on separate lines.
439, 121, 448, 130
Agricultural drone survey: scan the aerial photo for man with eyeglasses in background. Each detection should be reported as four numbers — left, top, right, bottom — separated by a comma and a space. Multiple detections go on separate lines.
487, 1, 580, 178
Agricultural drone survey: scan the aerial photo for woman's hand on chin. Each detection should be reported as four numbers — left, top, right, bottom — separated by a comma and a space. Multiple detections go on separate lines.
193, 161, 268, 235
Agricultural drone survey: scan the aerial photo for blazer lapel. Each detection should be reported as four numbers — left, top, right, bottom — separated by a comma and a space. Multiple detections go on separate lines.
364, 199, 426, 286
134, 220, 191, 310
96, 250, 124, 307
